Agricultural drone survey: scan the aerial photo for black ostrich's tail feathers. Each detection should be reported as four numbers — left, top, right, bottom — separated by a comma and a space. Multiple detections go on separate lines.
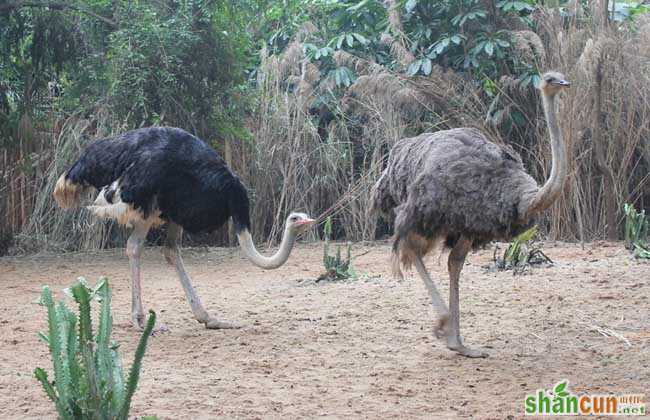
228, 182, 251, 234
53, 172, 87, 209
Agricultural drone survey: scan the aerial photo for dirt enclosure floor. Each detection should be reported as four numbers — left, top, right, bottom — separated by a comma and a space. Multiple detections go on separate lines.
0, 241, 648, 419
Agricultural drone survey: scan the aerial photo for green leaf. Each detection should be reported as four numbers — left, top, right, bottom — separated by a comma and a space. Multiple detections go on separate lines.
405, 0, 418, 13
406, 60, 421, 76
422, 58, 432, 75
341, 69, 351, 87
347, 0, 370, 11
484, 41, 494, 56
352, 33, 369, 45
434, 41, 447, 55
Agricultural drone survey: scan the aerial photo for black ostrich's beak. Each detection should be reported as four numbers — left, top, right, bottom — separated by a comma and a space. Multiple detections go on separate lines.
295, 218, 316, 227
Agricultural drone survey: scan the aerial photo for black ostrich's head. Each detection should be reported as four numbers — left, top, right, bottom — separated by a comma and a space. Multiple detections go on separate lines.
286, 212, 315, 234
539, 71, 570, 97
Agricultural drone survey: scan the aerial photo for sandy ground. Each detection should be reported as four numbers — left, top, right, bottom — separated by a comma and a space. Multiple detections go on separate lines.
0, 240, 648, 419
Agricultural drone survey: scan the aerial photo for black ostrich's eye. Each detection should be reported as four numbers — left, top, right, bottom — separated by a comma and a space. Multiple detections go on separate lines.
290, 216, 298, 222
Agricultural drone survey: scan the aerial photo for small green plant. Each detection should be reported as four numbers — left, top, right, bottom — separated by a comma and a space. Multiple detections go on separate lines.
623, 203, 650, 258
35, 277, 156, 420
493, 226, 552, 273
318, 217, 356, 282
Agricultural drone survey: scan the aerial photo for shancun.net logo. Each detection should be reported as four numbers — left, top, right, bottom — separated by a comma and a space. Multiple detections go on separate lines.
524, 380, 646, 416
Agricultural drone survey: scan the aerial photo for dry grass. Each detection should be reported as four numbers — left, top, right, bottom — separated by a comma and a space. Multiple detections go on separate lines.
532, 10, 650, 240
1, 6, 648, 253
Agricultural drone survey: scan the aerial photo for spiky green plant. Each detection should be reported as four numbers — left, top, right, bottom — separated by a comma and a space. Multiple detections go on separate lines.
623, 203, 650, 258
34, 278, 156, 420
494, 226, 552, 273
319, 217, 356, 282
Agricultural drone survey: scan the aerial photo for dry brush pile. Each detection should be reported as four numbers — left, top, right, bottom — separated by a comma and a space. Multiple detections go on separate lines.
1, 5, 649, 253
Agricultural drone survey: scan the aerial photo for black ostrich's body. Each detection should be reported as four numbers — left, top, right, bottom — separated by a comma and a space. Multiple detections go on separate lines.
54, 126, 314, 331
63, 126, 250, 233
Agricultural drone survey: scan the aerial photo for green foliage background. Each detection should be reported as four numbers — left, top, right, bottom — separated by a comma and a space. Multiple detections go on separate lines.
1, 0, 649, 251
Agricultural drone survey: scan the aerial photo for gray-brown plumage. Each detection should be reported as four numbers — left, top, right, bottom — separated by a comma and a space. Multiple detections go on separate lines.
372, 72, 570, 358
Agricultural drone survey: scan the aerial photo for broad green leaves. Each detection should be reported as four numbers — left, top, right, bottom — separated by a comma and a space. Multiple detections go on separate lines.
329, 32, 370, 50
331, 66, 356, 87
497, 0, 535, 13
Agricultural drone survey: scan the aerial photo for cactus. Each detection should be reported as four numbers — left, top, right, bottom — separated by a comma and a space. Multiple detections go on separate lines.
34, 277, 156, 419
319, 217, 356, 282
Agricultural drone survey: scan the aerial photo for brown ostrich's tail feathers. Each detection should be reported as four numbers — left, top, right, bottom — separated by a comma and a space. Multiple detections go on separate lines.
53, 173, 85, 209
391, 232, 414, 280
391, 231, 442, 280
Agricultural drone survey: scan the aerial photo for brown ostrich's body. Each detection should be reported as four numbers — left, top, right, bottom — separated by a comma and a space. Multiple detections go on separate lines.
372, 72, 570, 357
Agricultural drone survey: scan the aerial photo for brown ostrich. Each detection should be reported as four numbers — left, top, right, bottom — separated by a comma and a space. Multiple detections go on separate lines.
372, 72, 570, 357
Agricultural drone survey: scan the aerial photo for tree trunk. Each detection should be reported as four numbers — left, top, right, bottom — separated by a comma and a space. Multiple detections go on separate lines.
592, 63, 618, 240
224, 137, 236, 247
599, 0, 609, 29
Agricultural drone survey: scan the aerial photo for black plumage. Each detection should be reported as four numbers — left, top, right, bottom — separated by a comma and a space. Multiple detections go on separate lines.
62, 126, 251, 233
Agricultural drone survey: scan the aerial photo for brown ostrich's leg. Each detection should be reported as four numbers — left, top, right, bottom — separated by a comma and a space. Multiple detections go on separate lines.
126, 221, 151, 329
413, 254, 450, 338
163, 223, 239, 329
446, 236, 488, 358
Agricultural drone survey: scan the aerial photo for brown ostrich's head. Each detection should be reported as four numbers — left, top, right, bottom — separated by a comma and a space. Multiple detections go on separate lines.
539, 71, 570, 97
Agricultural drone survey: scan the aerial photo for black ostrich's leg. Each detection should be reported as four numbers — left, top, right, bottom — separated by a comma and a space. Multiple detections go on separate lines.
446, 236, 488, 358
126, 221, 151, 329
163, 223, 239, 329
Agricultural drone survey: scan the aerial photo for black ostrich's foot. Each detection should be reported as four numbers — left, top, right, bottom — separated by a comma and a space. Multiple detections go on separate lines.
203, 318, 241, 329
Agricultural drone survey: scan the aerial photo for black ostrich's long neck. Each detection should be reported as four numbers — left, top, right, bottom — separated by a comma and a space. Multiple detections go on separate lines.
226, 178, 296, 269
236, 227, 296, 269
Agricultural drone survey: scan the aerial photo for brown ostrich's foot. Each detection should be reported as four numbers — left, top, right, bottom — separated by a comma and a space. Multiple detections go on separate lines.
203, 318, 241, 329
434, 313, 450, 339
446, 335, 489, 358
434, 314, 488, 357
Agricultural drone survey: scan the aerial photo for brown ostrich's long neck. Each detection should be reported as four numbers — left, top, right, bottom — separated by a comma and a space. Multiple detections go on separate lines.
236, 227, 296, 269
520, 92, 568, 221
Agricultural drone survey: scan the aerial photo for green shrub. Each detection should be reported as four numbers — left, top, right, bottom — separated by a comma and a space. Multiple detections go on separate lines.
623, 203, 650, 258
318, 217, 356, 282
35, 278, 156, 419
494, 226, 552, 273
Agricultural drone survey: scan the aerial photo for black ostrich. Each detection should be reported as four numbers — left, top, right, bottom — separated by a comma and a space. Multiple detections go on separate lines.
54, 127, 315, 330
372, 72, 570, 357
